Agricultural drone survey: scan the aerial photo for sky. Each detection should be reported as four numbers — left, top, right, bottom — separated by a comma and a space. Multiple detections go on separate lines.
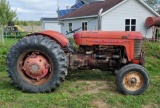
7, 0, 75, 21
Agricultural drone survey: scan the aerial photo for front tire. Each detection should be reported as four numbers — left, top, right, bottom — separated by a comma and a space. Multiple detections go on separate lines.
116, 64, 149, 95
6, 36, 68, 93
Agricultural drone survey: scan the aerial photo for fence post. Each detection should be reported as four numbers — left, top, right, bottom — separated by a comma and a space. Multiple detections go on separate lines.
0, 26, 4, 45
1, 26, 4, 44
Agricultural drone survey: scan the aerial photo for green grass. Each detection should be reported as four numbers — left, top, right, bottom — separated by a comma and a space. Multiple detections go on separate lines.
0, 39, 160, 108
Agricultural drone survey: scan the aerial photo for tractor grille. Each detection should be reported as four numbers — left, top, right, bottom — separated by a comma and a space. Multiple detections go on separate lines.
134, 40, 142, 59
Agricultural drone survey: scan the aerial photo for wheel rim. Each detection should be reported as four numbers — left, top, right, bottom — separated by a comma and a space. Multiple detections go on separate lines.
123, 71, 144, 91
17, 51, 53, 85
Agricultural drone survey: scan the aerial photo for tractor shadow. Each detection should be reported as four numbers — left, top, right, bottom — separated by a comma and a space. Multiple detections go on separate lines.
66, 69, 115, 81
0, 70, 117, 94
66, 69, 118, 93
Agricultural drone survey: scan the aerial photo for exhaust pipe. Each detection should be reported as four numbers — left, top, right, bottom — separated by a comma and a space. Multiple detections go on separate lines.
98, 8, 103, 31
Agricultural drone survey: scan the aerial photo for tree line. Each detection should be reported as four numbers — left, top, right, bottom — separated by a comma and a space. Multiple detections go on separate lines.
14, 20, 41, 26
0, 0, 41, 26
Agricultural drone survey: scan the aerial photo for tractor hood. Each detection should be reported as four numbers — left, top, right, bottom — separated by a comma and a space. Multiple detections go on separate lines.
74, 31, 143, 40
74, 31, 143, 46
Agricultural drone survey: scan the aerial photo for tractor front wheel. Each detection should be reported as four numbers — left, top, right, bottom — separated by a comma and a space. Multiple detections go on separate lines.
116, 64, 149, 95
6, 36, 68, 93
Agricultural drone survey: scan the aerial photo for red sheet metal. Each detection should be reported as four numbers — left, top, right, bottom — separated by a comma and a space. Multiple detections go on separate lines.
146, 17, 160, 27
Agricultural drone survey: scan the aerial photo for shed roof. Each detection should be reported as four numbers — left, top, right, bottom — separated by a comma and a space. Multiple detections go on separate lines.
41, 18, 58, 21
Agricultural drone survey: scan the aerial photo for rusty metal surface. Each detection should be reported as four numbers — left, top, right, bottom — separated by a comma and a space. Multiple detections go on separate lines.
123, 71, 144, 91
69, 54, 96, 70
74, 31, 143, 41
69, 39, 143, 71
74, 31, 143, 62
17, 51, 53, 85
40, 30, 69, 47
146, 17, 160, 27
22, 53, 50, 81
27, 30, 69, 47
69, 53, 120, 71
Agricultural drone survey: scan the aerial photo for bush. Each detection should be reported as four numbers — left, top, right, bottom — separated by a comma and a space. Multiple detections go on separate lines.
0, 45, 9, 71
143, 41, 160, 59
0, 39, 18, 71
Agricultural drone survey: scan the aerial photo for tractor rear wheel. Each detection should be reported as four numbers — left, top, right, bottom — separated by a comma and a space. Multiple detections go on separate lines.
116, 64, 149, 95
6, 36, 68, 93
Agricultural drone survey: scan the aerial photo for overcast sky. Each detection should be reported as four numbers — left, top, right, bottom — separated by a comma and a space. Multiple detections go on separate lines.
7, 0, 75, 21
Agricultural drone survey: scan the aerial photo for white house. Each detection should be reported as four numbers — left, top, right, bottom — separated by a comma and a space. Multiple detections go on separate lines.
60, 0, 160, 38
41, 18, 61, 32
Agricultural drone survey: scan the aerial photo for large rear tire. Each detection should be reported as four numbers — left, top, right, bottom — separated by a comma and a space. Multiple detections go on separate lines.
116, 64, 149, 95
6, 36, 68, 93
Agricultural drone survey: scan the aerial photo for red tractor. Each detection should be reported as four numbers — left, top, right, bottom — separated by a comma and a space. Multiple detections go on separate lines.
6, 9, 149, 95
6, 28, 149, 95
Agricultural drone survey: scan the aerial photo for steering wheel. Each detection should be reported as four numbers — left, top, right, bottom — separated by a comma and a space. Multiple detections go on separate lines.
66, 27, 82, 35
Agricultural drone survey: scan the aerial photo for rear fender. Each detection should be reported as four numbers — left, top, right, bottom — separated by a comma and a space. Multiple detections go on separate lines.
27, 30, 69, 47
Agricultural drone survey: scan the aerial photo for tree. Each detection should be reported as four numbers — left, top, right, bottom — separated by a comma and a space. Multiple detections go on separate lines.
0, 0, 16, 25
145, 0, 157, 5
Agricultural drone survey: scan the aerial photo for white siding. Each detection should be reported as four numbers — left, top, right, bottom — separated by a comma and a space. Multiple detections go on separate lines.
61, 18, 98, 37
42, 21, 61, 32
101, 0, 156, 38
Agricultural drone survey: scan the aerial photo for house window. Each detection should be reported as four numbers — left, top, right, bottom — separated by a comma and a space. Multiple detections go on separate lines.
68, 23, 72, 32
82, 22, 87, 31
125, 19, 136, 31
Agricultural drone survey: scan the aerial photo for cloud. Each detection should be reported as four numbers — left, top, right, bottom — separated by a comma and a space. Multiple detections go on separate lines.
8, 0, 75, 20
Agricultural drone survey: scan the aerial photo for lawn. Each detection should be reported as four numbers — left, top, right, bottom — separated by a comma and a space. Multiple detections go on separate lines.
0, 38, 160, 108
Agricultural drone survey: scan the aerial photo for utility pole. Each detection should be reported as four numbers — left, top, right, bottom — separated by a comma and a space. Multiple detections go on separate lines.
57, 0, 60, 13
57, 0, 60, 24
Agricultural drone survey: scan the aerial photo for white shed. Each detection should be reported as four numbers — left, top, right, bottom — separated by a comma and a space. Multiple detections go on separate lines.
60, 0, 160, 38
41, 18, 61, 32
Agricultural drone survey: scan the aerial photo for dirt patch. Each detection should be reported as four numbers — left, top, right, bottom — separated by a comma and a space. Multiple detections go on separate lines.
82, 81, 108, 94
73, 80, 117, 95
91, 99, 111, 108
142, 104, 160, 108
0, 101, 4, 106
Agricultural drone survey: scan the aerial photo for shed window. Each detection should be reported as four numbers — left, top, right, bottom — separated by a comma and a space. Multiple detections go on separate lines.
82, 22, 87, 31
125, 19, 136, 31
68, 23, 72, 32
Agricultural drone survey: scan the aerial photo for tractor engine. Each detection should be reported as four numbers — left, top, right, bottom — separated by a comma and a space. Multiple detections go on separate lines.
69, 31, 143, 71
69, 45, 127, 71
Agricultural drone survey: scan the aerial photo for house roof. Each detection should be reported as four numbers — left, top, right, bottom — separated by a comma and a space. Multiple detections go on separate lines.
76, 0, 106, 4
61, 0, 124, 19
61, 0, 160, 20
